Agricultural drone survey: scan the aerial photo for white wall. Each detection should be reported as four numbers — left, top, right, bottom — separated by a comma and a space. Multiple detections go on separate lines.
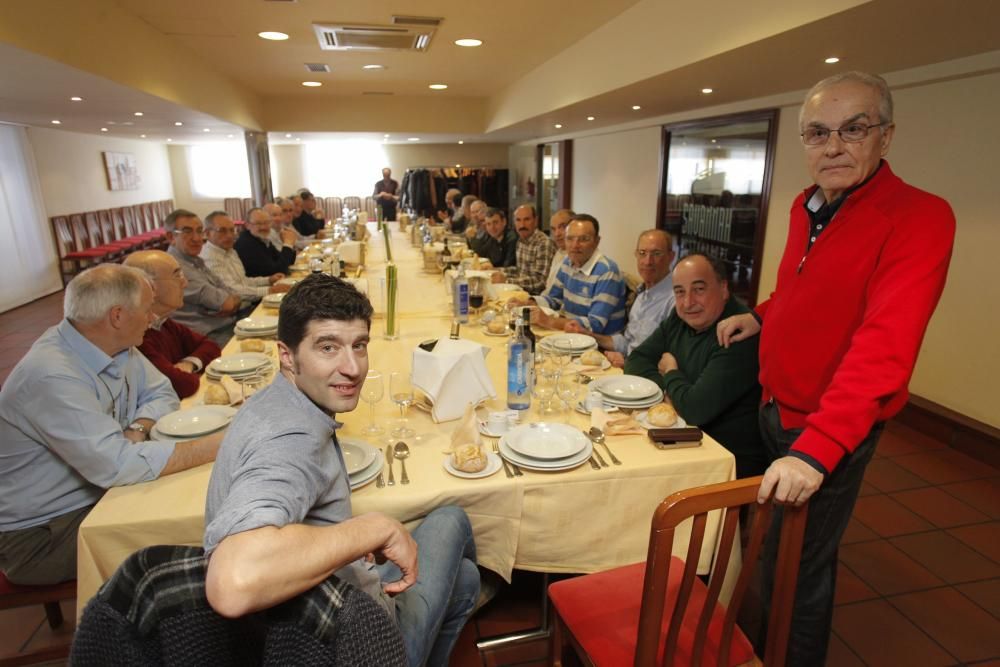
166, 144, 224, 218
28, 127, 173, 216
572, 69, 1000, 428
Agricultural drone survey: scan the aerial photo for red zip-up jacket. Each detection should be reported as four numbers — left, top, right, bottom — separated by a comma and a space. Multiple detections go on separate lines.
757, 161, 955, 473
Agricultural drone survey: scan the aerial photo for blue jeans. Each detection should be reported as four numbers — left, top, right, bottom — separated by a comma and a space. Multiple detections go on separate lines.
377, 506, 480, 667
757, 401, 882, 667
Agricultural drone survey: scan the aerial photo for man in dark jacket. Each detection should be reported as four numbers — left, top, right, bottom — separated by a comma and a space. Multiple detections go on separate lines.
235, 207, 296, 277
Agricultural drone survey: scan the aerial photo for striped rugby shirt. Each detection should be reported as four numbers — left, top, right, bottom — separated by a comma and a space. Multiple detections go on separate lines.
538, 251, 627, 334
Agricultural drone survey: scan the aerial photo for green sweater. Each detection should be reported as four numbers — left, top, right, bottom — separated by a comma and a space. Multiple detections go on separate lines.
624, 296, 765, 477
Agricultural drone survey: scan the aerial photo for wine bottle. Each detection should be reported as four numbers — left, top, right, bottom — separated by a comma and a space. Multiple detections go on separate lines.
453, 263, 469, 324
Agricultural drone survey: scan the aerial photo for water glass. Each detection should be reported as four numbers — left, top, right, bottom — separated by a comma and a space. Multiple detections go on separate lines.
360, 370, 384, 435
389, 371, 415, 438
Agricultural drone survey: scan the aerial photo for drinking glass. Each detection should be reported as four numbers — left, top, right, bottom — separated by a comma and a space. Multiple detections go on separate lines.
360, 370, 384, 435
557, 372, 582, 412
238, 371, 266, 403
468, 279, 485, 321
389, 371, 416, 438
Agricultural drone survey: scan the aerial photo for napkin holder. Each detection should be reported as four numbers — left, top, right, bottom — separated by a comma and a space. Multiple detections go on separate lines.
412, 339, 496, 423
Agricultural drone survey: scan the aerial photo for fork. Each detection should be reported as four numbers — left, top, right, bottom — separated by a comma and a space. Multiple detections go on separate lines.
492, 441, 515, 479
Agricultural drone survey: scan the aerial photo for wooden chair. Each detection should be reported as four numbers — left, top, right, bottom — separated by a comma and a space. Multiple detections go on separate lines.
548, 476, 808, 667
50, 216, 108, 284
0, 572, 75, 665
343, 195, 362, 212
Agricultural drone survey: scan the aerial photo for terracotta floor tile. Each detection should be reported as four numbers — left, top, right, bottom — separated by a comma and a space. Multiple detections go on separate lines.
857, 480, 880, 497
835, 562, 879, 605
842, 517, 880, 545
877, 425, 948, 456
826, 631, 866, 667
864, 458, 931, 492
891, 486, 990, 528
894, 449, 997, 485
18, 600, 75, 658
956, 578, 1000, 618
839, 540, 943, 596
852, 494, 934, 537
482, 637, 548, 667
832, 599, 954, 666
948, 522, 1000, 564
941, 478, 1000, 520
890, 587, 1000, 663
891, 531, 1000, 584
0, 605, 44, 658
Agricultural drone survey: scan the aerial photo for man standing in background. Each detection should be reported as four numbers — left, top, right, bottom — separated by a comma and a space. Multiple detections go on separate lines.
373, 167, 400, 221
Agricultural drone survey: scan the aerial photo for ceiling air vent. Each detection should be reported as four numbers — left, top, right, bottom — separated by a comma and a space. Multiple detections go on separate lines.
362, 91, 394, 96
304, 63, 330, 72
391, 15, 443, 27
313, 23, 434, 51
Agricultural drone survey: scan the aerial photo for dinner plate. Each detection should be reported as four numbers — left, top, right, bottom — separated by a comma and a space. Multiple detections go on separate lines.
540, 333, 597, 353
348, 457, 384, 491
600, 392, 665, 410
234, 327, 277, 339
503, 422, 589, 460
499, 438, 593, 472
573, 401, 620, 415
340, 438, 379, 476
209, 352, 270, 374
155, 405, 237, 438
289, 264, 310, 272
482, 327, 510, 338
569, 357, 611, 371
592, 375, 661, 401
443, 452, 502, 479
237, 315, 279, 332
262, 293, 285, 306
634, 410, 689, 430
275, 278, 299, 287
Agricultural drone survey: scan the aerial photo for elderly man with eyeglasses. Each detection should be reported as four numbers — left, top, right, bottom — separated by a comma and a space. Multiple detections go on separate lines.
716, 71, 956, 666
234, 207, 296, 277
566, 229, 676, 367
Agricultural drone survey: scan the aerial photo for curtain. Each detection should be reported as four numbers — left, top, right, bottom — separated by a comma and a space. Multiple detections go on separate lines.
0, 124, 62, 312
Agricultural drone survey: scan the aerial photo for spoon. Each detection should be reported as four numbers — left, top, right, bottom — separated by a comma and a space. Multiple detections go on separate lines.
394, 441, 411, 485
588, 427, 622, 465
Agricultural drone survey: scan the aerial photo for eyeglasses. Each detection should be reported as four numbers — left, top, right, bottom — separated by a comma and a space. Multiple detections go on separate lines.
801, 121, 890, 146
635, 250, 669, 259
566, 235, 594, 244
176, 226, 205, 236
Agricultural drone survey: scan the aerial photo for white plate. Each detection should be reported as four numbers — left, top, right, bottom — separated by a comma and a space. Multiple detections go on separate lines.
155, 405, 237, 438
499, 438, 593, 472
443, 452, 502, 479
237, 315, 279, 332
540, 333, 597, 352
349, 457, 384, 490
569, 357, 611, 371
503, 422, 589, 460
275, 278, 299, 287
592, 375, 661, 401
600, 393, 665, 410
574, 401, 620, 415
289, 264, 310, 272
482, 327, 510, 338
209, 352, 271, 374
340, 438, 379, 476
262, 293, 285, 306
635, 410, 688, 430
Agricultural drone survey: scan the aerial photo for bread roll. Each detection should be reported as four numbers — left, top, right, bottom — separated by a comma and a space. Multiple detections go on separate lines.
203, 383, 230, 406
605, 416, 643, 435
497, 289, 529, 303
240, 339, 266, 353
452, 444, 488, 473
647, 403, 678, 427
487, 318, 508, 334
579, 349, 605, 366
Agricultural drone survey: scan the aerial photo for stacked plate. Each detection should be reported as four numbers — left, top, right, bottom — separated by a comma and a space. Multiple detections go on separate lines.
590, 375, 664, 410
152, 405, 237, 440
538, 333, 598, 355
235, 315, 278, 338
262, 292, 285, 307
206, 352, 273, 382
341, 437, 383, 490
498, 422, 593, 472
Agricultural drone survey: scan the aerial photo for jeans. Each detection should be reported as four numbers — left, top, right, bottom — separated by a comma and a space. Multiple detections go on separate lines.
377, 506, 480, 667
757, 401, 882, 667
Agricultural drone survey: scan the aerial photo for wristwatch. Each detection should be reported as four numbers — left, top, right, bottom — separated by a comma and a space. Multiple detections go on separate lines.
127, 422, 149, 439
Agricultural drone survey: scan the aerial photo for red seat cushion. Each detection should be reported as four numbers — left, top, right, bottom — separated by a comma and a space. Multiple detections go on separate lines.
549, 558, 754, 666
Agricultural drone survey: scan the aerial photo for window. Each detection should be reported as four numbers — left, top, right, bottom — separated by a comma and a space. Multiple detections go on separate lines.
303, 140, 388, 196
188, 143, 251, 199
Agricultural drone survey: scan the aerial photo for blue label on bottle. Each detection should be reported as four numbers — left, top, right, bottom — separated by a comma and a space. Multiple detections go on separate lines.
455, 283, 469, 322
507, 342, 530, 410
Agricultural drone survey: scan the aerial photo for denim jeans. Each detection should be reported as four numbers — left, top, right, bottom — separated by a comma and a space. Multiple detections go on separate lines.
757, 401, 882, 667
377, 506, 480, 667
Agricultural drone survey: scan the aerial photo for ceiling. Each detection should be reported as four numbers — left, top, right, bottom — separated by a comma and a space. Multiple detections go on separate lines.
1, 0, 999, 145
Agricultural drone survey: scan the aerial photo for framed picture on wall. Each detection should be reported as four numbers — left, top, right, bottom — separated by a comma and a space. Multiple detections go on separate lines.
102, 151, 141, 191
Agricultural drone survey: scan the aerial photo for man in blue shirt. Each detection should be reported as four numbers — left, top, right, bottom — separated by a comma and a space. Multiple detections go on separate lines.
0, 265, 222, 585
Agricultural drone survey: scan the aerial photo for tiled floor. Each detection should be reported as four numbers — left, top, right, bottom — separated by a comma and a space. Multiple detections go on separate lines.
1, 292, 998, 666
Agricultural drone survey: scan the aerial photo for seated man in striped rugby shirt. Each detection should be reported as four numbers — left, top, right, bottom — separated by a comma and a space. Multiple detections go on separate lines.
527, 214, 627, 335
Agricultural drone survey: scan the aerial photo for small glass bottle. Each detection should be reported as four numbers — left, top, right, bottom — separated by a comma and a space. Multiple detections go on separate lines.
507, 315, 532, 411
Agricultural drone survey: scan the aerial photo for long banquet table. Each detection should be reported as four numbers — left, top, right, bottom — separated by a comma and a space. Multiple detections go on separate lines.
76, 223, 737, 617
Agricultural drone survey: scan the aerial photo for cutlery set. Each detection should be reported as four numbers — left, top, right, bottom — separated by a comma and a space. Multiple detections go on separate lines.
376, 442, 411, 487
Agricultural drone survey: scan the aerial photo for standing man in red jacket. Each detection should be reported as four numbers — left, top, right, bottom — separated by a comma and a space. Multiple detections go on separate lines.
717, 71, 955, 665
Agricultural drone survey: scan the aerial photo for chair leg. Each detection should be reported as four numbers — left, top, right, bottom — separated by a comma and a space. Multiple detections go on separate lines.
43, 601, 64, 629
550, 611, 565, 667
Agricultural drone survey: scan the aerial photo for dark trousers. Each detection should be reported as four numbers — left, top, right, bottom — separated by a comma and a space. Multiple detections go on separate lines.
757, 401, 882, 667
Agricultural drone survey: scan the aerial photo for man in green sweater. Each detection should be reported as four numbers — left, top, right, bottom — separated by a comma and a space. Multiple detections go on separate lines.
624, 253, 765, 477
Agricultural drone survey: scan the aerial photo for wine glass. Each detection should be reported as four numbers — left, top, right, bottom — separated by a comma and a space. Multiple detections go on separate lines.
238, 370, 266, 403
468, 278, 485, 321
389, 371, 415, 438
557, 372, 582, 412
360, 370, 384, 435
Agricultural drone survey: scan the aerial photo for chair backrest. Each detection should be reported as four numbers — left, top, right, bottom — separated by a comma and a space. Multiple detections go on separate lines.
51, 216, 75, 255
84, 212, 105, 247
343, 195, 362, 211
97, 210, 117, 242
635, 476, 808, 667
69, 214, 91, 250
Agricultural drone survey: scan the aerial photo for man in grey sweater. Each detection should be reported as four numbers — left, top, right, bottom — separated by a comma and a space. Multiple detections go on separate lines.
203, 274, 479, 667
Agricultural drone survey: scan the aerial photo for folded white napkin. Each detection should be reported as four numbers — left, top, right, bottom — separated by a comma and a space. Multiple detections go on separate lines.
339, 240, 364, 265
412, 338, 496, 422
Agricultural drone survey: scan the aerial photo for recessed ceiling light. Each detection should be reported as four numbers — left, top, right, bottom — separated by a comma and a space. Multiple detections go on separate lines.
140, 134, 146, 138
100, 128, 108, 132
134, 112, 143, 117
302, 81, 322, 87
363, 64, 385, 70
285, 133, 292, 138
122, 121, 134, 126
51, 120, 61, 125
586, 116, 595, 121
70, 96, 83, 102
455, 164, 461, 168
825, 56, 840, 64
632, 105, 641, 110
166, 138, 172, 142
458, 140, 464, 145
429, 84, 448, 90
174, 121, 183, 126
407, 137, 420, 141
203, 128, 210, 132
711, 139, 717, 143
554, 124, 562, 129
258, 31, 289, 41
455, 38, 482, 47
701, 88, 713, 94
295, 137, 301, 142
383, 133, 390, 138
227, 134, 234, 138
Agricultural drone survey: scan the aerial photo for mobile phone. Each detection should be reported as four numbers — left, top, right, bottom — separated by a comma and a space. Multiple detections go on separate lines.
648, 426, 703, 444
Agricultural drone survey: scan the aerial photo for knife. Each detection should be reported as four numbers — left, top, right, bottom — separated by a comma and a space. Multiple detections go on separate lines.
385, 445, 395, 486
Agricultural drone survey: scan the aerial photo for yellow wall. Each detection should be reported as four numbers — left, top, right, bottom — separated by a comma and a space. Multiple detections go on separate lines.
572, 69, 1000, 428
28, 127, 174, 217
